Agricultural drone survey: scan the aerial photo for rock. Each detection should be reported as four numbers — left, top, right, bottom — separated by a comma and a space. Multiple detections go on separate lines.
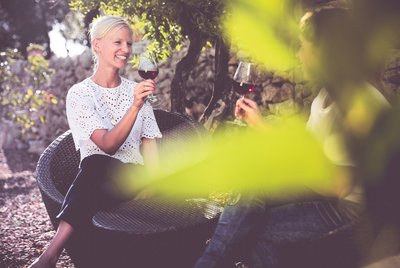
262, 84, 280, 102
157, 79, 171, 93
385, 70, 400, 85
261, 79, 272, 88
77, 49, 93, 69
268, 99, 299, 116
27, 140, 46, 154
295, 84, 312, 98
132, 40, 149, 55
271, 75, 287, 86
157, 68, 170, 80
1, 121, 20, 150
74, 65, 87, 78
280, 82, 295, 100
9, 60, 25, 75
16, 140, 28, 150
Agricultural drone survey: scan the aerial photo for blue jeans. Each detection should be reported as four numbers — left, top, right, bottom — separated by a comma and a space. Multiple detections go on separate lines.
193, 195, 266, 268
250, 200, 360, 267
194, 196, 361, 268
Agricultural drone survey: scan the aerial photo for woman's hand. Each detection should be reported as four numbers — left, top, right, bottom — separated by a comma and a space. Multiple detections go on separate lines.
133, 79, 155, 108
235, 98, 263, 128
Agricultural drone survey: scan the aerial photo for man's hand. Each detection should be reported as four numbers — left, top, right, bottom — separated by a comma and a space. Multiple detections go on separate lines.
235, 98, 263, 128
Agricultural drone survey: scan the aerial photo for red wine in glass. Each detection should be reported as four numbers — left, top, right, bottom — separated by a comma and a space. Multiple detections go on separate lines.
138, 70, 159, 80
232, 61, 256, 125
233, 61, 256, 98
232, 80, 255, 96
138, 53, 159, 104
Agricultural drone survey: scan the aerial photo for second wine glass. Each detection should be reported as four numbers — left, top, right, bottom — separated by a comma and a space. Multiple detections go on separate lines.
232, 61, 256, 125
138, 53, 159, 104
233, 61, 256, 98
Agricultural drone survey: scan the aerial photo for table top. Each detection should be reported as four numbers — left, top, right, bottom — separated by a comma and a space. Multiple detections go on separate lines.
92, 197, 223, 235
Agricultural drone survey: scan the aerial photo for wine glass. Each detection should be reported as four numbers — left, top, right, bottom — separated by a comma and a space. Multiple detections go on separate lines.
232, 61, 256, 125
138, 52, 159, 104
233, 61, 256, 98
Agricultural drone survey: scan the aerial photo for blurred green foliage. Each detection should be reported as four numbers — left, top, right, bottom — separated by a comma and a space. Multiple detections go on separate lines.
69, 0, 225, 62
223, 0, 301, 72
0, 48, 57, 140
120, 116, 335, 198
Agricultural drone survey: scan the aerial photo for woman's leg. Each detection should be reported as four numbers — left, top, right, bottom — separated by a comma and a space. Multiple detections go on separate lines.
194, 195, 266, 268
29, 155, 129, 267
29, 220, 74, 268
56, 155, 125, 229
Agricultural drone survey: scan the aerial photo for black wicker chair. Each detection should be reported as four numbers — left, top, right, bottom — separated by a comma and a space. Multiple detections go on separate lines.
35, 109, 220, 268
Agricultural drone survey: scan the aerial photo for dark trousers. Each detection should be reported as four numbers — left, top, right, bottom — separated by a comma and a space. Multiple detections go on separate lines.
193, 195, 266, 268
56, 154, 135, 229
194, 195, 361, 268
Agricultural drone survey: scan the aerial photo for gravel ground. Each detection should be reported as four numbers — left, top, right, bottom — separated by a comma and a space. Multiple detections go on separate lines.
0, 148, 73, 268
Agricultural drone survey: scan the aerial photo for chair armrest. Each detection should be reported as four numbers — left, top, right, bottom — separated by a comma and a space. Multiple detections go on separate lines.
35, 131, 73, 205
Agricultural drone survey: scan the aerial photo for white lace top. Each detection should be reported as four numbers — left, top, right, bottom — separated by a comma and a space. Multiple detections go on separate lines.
66, 77, 162, 164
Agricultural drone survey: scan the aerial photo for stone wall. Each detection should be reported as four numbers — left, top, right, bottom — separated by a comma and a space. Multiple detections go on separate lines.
382, 50, 400, 98
1, 42, 399, 154
0, 42, 209, 153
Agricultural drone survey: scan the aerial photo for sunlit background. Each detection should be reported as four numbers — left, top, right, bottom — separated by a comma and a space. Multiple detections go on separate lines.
49, 23, 85, 58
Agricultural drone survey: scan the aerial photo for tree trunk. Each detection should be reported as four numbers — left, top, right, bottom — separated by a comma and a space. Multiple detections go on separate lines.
84, 7, 100, 48
200, 38, 231, 124
39, 1, 52, 58
170, 12, 206, 113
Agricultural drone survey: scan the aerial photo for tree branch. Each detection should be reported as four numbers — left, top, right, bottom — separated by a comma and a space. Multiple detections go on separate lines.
200, 37, 231, 124
170, 9, 206, 113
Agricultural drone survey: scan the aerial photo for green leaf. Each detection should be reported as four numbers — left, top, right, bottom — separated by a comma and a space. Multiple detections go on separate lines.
39, 115, 46, 123
27, 88, 34, 97
223, 0, 300, 72
119, 116, 335, 198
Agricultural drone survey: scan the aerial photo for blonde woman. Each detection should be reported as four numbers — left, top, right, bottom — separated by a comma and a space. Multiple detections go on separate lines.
29, 15, 161, 268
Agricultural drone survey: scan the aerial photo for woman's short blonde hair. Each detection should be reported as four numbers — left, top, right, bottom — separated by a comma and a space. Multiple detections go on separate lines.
89, 15, 132, 71
89, 15, 132, 42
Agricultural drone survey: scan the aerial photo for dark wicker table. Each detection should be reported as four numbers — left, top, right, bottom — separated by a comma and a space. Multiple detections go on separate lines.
91, 197, 223, 267
93, 197, 223, 235
89, 197, 223, 268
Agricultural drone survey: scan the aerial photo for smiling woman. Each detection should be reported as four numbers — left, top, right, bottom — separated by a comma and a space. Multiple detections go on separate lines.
91, 25, 133, 72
